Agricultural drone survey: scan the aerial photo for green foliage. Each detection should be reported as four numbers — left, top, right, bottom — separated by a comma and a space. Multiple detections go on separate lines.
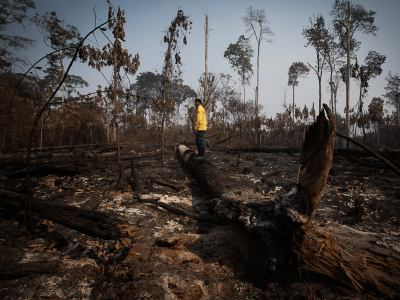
368, 97, 385, 124
288, 62, 309, 87
384, 72, 400, 105
330, 0, 378, 54
351, 51, 386, 100
303, 15, 331, 54
136, 71, 163, 100
384, 71, 400, 123
224, 35, 253, 86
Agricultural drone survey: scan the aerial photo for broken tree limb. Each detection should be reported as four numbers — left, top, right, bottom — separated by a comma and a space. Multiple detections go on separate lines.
335, 132, 400, 176
335, 151, 392, 170
149, 177, 184, 191
138, 195, 227, 225
210, 135, 233, 147
0, 189, 121, 239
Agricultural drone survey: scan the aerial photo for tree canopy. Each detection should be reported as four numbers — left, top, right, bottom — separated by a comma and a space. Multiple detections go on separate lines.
224, 35, 254, 87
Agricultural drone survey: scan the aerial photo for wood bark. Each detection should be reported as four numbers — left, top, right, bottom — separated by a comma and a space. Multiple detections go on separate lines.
298, 104, 335, 216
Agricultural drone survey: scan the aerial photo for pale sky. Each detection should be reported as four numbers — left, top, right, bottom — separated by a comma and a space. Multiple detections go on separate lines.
8, 0, 400, 120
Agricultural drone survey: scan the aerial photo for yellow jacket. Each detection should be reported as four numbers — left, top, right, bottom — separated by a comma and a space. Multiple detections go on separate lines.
195, 104, 207, 131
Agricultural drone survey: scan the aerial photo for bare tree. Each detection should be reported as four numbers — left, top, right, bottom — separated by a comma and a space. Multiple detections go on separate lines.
242, 6, 274, 146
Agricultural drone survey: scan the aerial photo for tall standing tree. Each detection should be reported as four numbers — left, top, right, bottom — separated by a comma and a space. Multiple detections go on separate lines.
32, 11, 83, 103
242, 6, 274, 146
383, 72, 400, 126
330, 0, 378, 147
159, 9, 191, 167
80, 4, 140, 179
0, 0, 36, 72
302, 14, 331, 113
324, 37, 341, 116
287, 62, 309, 121
224, 35, 253, 120
203, 13, 209, 106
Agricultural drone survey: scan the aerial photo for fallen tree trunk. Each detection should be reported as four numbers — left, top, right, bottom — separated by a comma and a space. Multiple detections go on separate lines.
225, 147, 301, 154
333, 148, 400, 159
14, 152, 162, 167
0, 189, 122, 239
335, 151, 392, 169
177, 104, 400, 296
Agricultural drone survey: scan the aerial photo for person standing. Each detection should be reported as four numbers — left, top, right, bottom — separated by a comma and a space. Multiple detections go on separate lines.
194, 98, 207, 159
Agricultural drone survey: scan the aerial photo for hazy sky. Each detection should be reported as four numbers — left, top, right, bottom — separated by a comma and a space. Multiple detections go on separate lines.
9, 0, 400, 120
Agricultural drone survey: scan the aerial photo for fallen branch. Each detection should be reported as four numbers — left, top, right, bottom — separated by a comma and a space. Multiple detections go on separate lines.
335, 132, 400, 176
138, 195, 227, 225
210, 135, 233, 146
149, 177, 184, 191
335, 151, 391, 169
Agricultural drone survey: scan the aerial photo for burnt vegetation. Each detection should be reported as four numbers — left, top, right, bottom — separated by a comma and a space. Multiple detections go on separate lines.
0, 1, 400, 300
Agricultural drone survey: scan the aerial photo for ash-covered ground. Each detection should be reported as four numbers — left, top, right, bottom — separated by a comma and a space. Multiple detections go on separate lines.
0, 144, 399, 299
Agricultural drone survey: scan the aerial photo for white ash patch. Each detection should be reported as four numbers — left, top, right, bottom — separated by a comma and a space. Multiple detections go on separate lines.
107, 206, 148, 218
20, 251, 59, 263
159, 194, 192, 206
153, 220, 183, 237
63, 257, 97, 268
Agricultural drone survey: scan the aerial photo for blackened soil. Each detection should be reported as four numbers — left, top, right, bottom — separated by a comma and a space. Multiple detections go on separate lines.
0, 144, 399, 299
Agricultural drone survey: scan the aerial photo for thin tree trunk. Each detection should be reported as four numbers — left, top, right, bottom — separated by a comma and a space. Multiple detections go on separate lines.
292, 84, 295, 122
397, 100, 399, 126
61, 57, 65, 104
256, 34, 261, 147
161, 29, 173, 167
204, 14, 208, 104
113, 27, 121, 169
243, 74, 246, 122
345, 2, 352, 149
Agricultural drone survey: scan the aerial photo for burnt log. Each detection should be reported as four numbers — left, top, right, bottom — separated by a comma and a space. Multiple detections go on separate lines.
0, 189, 122, 239
335, 132, 400, 176
226, 146, 301, 154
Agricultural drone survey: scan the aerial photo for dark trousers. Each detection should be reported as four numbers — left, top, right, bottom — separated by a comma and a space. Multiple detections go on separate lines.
196, 131, 206, 154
